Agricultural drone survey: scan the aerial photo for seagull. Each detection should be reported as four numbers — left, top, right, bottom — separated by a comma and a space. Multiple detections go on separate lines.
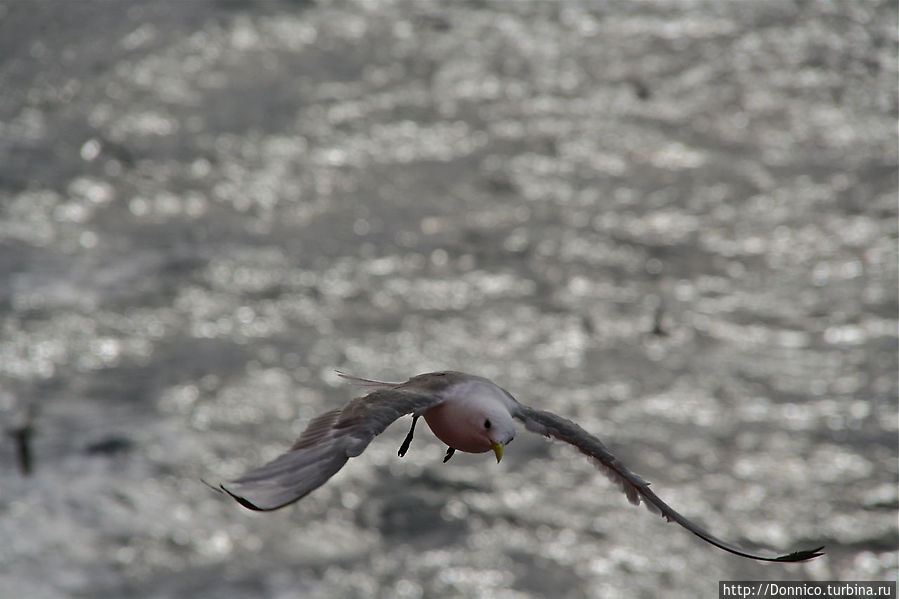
212, 371, 824, 563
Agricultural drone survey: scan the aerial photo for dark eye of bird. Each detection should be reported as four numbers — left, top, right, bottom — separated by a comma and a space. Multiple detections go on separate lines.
484, 419, 492, 429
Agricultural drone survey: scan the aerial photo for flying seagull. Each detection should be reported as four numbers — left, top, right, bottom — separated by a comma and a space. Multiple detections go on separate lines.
212, 371, 824, 563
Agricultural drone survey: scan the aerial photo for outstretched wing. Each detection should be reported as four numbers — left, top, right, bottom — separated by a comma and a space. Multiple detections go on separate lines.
219, 388, 445, 511
514, 405, 824, 562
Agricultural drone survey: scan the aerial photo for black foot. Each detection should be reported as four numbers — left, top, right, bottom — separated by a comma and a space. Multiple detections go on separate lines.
398, 414, 420, 457
443, 446, 455, 463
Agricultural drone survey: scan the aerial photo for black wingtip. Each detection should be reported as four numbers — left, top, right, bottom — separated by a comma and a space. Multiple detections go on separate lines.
201, 478, 225, 495
202, 478, 265, 510
218, 483, 269, 511
773, 546, 826, 562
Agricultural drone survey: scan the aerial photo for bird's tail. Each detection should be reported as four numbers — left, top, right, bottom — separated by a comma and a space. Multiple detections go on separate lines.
335, 371, 402, 390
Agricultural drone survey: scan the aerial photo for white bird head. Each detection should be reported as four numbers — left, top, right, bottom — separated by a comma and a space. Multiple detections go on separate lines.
473, 400, 516, 463
442, 377, 517, 462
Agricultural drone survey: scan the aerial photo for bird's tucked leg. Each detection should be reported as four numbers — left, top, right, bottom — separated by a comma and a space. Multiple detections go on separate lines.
398, 414, 420, 457
443, 446, 455, 463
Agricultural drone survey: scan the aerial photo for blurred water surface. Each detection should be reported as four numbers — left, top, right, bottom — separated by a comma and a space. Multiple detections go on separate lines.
0, 1, 896, 597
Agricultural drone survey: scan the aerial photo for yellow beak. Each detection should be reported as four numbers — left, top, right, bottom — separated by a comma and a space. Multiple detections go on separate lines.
491, 441, 504, 464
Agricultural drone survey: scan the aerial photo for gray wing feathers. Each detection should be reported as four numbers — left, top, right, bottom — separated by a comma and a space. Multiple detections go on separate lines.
515, 405, 824, 562
221, 389, 443, 511
223, 444, 349, 511
290, 409, 342, 450
518, 406, 652, 509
